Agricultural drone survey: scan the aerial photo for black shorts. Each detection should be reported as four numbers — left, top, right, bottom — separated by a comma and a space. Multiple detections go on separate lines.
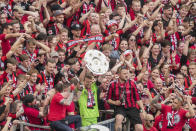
115, 106, 142, 125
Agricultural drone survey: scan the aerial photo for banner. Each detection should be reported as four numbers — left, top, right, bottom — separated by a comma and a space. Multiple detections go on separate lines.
67, 35, 104, 49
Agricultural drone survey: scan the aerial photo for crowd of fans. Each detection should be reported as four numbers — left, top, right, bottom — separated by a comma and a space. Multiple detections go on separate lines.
0, 0, 195, 130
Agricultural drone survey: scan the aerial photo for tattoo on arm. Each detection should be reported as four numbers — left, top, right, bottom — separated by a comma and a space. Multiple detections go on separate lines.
60, 93, 74, 105
60, 98, 66, 105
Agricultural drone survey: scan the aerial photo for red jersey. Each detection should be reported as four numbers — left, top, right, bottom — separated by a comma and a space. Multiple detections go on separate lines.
161, 104, 188, 131
48, 92, 66, 121
0, 34, 11, 56
23, 104, 44, 130
81, 20, 91, 36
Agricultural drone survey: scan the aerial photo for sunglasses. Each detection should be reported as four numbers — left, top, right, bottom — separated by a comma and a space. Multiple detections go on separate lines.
129, 39, 136, 42
149, 120, 155, 123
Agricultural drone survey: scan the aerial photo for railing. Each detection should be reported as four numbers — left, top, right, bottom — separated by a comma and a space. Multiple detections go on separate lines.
80, 118, 115, 131
19, 122, 50, 131
18, 110, 130, 131
19, 118, 130, 131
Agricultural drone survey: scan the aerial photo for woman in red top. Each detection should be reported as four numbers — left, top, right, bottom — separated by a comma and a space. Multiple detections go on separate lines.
143, 114, 158, 131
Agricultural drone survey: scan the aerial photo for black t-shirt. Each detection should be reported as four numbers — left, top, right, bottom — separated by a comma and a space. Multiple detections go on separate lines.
148, 53, 162, 69
162, 17, 171, 29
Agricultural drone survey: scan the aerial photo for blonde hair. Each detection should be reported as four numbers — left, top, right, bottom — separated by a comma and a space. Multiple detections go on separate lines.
102, 44, 113, 51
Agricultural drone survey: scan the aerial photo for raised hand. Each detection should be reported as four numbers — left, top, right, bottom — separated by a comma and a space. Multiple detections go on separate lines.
159, 56, 165, 65
42, 0, 47, 7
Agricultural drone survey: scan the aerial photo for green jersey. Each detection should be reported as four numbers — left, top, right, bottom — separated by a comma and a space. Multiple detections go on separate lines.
79, 83, 99, 118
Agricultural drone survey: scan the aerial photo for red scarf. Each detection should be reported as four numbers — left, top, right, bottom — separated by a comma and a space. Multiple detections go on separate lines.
87, 88, 95, 108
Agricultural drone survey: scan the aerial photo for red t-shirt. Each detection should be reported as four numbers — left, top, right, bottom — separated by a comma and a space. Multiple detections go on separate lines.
66, 101, 75, 113
48, 92, 66, 121
154, 114, 163, 131
0, 34, 11, 56
66, 101, 75, 128
143, 125, 158, 131
23, 104, 43, 130
161, 104, 188, 131
189, 118, 196, 131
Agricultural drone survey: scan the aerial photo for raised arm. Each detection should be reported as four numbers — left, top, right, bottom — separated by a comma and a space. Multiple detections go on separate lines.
122, 18, 137, 33
105, 33, 119, 42
6, 34, 25, 59
135, 49, 142, 71
2, 117, 12, 131
148, 4, 164, 21
12, 80, 28, 97
182, 36, 191, 56
182, 25, 194, 36
59, 92, 74, 106
153, 0, 161, 9
79, 10, 91, 24
33, 39, 50, 54
136, 64, 147, 81
28, 16, 37, 32
151, 93, 162, 110
71, 1, 85, 16
0, 97, 12, 121
142, 39, 153, 57
118, 13, 126, 29
170, 0, 178, 6
5, 33, 21, 40
143, 21, 153, 42
42, 0, 50, 26
16, 6, 39, 17
132, 21, 145, 36
111, 60, 124, 74
185, 96, 195, 118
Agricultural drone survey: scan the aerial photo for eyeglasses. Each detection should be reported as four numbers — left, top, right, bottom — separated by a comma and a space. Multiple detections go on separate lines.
8, 28, 13, 30
129, 39, 136, 42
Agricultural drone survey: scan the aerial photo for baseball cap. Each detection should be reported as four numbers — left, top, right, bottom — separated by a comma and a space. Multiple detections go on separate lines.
107, 20, 118, 28
51, 4, 63, 11
53, 10, 64, 16
71, 24, 82, 30
124, 50, 132, 57
50, 51, 59, 57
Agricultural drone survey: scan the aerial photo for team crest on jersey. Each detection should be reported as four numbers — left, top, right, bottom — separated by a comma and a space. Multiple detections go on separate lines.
174, 114, 180, 124
159, 121, 162, 129
167, 112, 180, 128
